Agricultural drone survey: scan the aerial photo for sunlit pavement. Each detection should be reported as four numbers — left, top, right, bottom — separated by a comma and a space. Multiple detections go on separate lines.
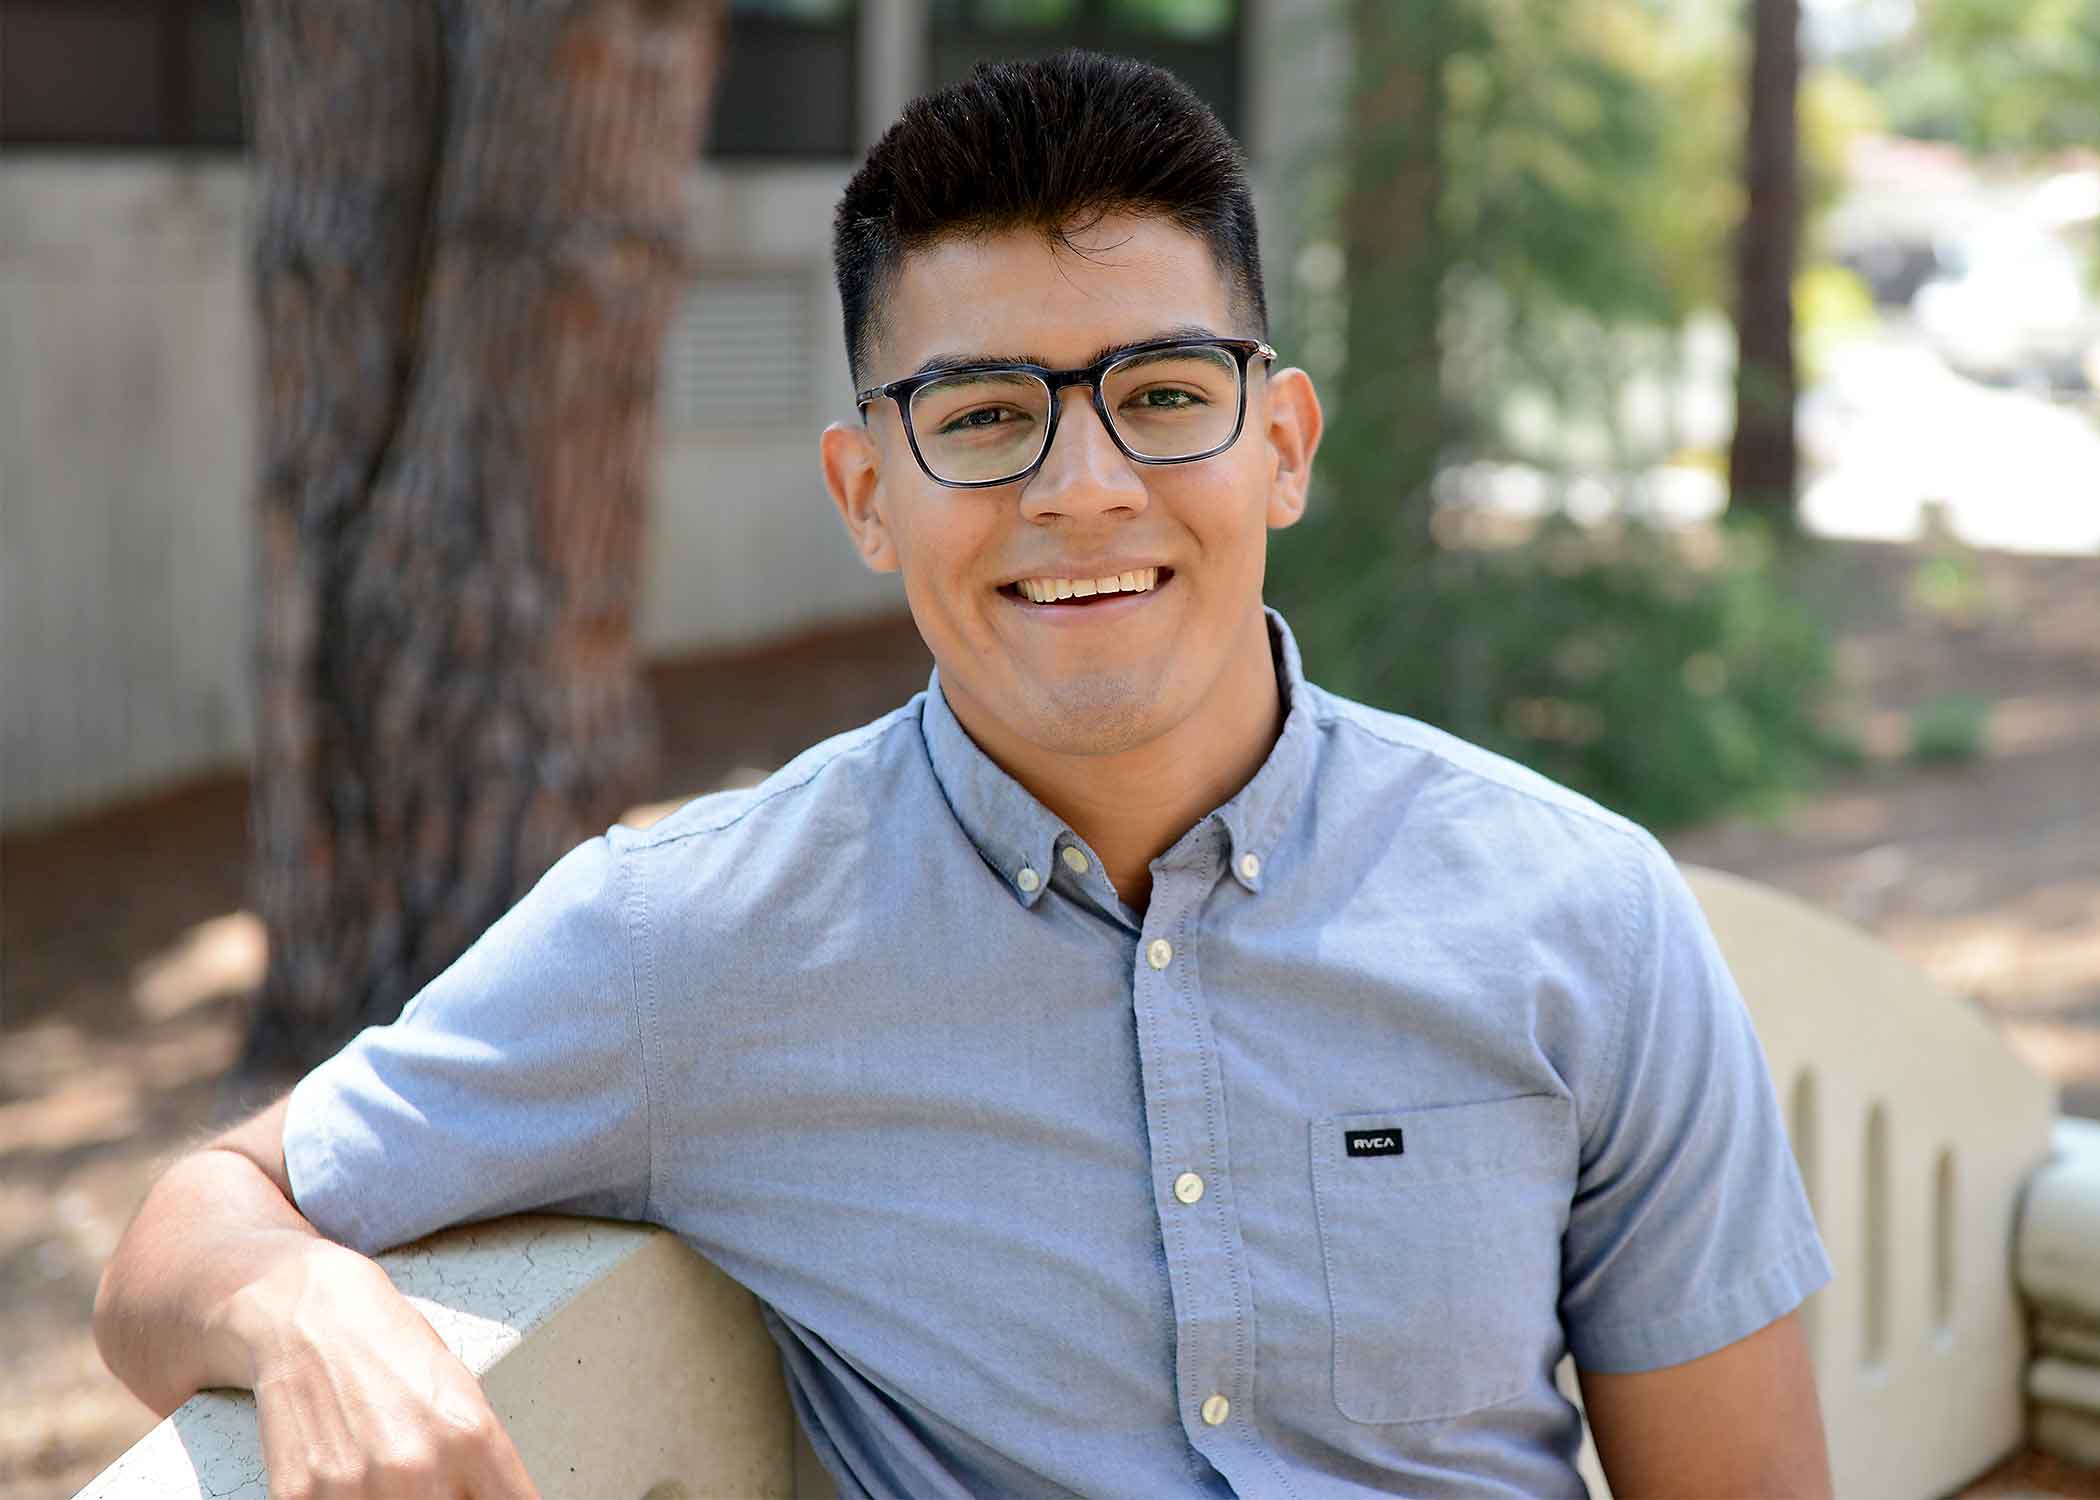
1802, 321, 2100, 557
1444, 313, 2100, 557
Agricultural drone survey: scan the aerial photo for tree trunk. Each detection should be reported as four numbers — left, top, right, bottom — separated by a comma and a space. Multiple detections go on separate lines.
1728, 0, 1800, 520
1276, 0, 1455, 709
238, 0, 722, 1084
1336, 0, 1450, 559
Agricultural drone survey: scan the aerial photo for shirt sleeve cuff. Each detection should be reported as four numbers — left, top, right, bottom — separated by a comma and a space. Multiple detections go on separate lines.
282, 1064, 374, 1254
1566, 1228, 1835, 1373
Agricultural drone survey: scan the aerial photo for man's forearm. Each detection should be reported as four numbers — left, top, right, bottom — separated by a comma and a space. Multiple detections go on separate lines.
93, 1143, 365, 1415
95, 1111, 543, 1498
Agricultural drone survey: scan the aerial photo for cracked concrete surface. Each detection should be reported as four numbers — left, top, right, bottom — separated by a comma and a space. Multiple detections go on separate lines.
74, 1217, 665, 1500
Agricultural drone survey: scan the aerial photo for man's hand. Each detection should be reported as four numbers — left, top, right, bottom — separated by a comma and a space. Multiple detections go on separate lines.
228, 1245, 540, 1500
94, 1095, 539, 1498
1577, 1309, 1832, 1498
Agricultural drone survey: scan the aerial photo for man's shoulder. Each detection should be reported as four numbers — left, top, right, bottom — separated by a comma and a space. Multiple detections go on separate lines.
1301, 680, 1662, 871
616, 695, 931, 856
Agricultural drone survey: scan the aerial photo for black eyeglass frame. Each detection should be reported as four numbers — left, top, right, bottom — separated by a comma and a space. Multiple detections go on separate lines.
854, 335, 1277, 490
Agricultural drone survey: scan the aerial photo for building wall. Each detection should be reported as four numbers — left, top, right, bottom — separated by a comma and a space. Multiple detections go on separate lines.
0, 157, 911, 829
1, 160, 259, 830
0, 0, 1344, 831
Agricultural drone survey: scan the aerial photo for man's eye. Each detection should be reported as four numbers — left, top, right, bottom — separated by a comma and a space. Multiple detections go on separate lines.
1126, 387, 1206, 411
938, 406, 1025, 434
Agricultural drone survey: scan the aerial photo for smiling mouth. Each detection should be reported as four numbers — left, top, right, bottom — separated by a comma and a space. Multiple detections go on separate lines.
999, 567, 1173, 606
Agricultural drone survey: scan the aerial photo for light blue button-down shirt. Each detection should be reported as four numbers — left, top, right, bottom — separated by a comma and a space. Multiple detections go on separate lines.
286, 610, 1832, 1498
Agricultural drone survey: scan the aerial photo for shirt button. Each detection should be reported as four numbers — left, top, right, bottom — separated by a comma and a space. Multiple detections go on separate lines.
1015, 866, 1041, 894
1060, 846, 1090, 875
1173, 1171, 1205, 1204
1201, 1393, 1230, 1427
1238, 851, 1261, 881
1147, 938, 1173, 970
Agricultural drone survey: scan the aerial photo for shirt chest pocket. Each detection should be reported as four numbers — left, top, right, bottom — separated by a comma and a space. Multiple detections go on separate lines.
1309, 1092, 1575, 1425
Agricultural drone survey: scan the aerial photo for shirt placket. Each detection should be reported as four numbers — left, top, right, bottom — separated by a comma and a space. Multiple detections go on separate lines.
1131, 844, 1274, 1494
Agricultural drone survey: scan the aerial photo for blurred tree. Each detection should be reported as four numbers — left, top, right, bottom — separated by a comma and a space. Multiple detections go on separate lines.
1271, 0, 1841, 830
1285, 0, 1693, 708
1271, 0, 1461, 730
1869, 0, 2100, 153
237, 0, 722, 1082
1333, 0, 1452, 557
1728, 0, 1800, 520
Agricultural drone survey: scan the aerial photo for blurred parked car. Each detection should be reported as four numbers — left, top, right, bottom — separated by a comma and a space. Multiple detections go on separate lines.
1912, 217, 2100, 394
1839, 238, 1943, 308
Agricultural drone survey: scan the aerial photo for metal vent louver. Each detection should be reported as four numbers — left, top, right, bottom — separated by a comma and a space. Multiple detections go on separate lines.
662, 271, 812, 431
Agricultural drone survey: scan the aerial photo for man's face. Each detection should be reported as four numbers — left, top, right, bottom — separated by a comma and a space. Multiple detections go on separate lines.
821, 213, 1320, 765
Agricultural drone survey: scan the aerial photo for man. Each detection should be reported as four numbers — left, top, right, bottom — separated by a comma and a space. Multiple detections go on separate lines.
97, 51, 1834, 1499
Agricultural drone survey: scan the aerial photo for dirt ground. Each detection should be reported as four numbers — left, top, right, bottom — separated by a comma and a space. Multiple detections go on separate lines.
3, 539, 2096, 1498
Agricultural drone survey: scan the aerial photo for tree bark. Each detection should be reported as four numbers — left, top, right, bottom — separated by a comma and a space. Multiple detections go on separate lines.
1277, 0, 1455, 710
1336, 0, 1450, 558
1728, 0, 1800, 520
238, 0, 722, 1083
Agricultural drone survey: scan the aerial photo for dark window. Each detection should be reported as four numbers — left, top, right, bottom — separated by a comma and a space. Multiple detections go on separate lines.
0, 3, 1232, 159
707, 0, 858, 159
0, 0, 858, 156
1, 0, 244, 148
184, 0, 246, 145
926, 0, 1242, 140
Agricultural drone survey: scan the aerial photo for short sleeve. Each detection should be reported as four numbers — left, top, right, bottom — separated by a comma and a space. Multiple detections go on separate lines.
1558, 832, 1833, 1372
282, 829, 652, 1256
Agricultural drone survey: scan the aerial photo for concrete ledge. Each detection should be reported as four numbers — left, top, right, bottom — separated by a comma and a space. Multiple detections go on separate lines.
1681, 866, 2057, 1500
2018, 1125, 2100, 1470
78, 1216, 805, 1500
2019, 1126, 2100, 1327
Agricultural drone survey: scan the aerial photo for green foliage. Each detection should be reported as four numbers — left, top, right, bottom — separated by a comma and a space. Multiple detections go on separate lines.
1862, 0, 2100, 153
1276, 517, 1839, 830
1268, 0, 1861, 831
1907, 551, 1996, 626
1801, 64, 1886, 234
1795, 262, 1878, 385
1908, 695, 1991, 764
1442, 0, 1734, 336
1107, 0, 1234, 37
1280, 0, 1738, 383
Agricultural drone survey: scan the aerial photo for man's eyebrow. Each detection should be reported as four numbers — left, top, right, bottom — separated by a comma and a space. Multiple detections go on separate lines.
905, 324, 1222, 379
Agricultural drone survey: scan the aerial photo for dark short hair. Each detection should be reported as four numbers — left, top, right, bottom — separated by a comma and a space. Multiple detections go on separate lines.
832, 49, 1267, 387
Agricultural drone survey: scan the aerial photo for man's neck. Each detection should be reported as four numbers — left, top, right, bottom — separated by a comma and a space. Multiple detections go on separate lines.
951, 613, 1286, 913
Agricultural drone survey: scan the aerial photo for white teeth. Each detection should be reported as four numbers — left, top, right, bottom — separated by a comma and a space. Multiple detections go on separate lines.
1013, 566, 1161, 603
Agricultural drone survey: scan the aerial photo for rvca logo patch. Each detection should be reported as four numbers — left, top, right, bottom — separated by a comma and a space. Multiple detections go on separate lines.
1345, 1129, 1403, 1158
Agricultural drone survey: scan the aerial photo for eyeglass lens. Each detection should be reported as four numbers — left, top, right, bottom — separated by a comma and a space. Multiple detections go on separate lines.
906, 343, 1244, 485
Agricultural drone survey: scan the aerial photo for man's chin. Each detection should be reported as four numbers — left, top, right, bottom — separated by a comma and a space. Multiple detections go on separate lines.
1011, 677, 1170, 758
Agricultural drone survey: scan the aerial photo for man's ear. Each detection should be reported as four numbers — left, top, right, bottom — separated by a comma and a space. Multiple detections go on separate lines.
821, 420, 900, 573
1261, 366, 1324, 532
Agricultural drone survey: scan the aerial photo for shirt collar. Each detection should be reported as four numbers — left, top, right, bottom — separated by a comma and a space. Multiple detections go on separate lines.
918, 607, 1321, 909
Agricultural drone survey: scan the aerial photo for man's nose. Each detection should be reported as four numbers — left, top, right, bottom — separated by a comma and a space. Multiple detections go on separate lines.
1019, 387, 1149, 522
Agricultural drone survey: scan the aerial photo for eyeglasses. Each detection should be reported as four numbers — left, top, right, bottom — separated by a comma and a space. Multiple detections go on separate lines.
855, 335, 1276, 489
